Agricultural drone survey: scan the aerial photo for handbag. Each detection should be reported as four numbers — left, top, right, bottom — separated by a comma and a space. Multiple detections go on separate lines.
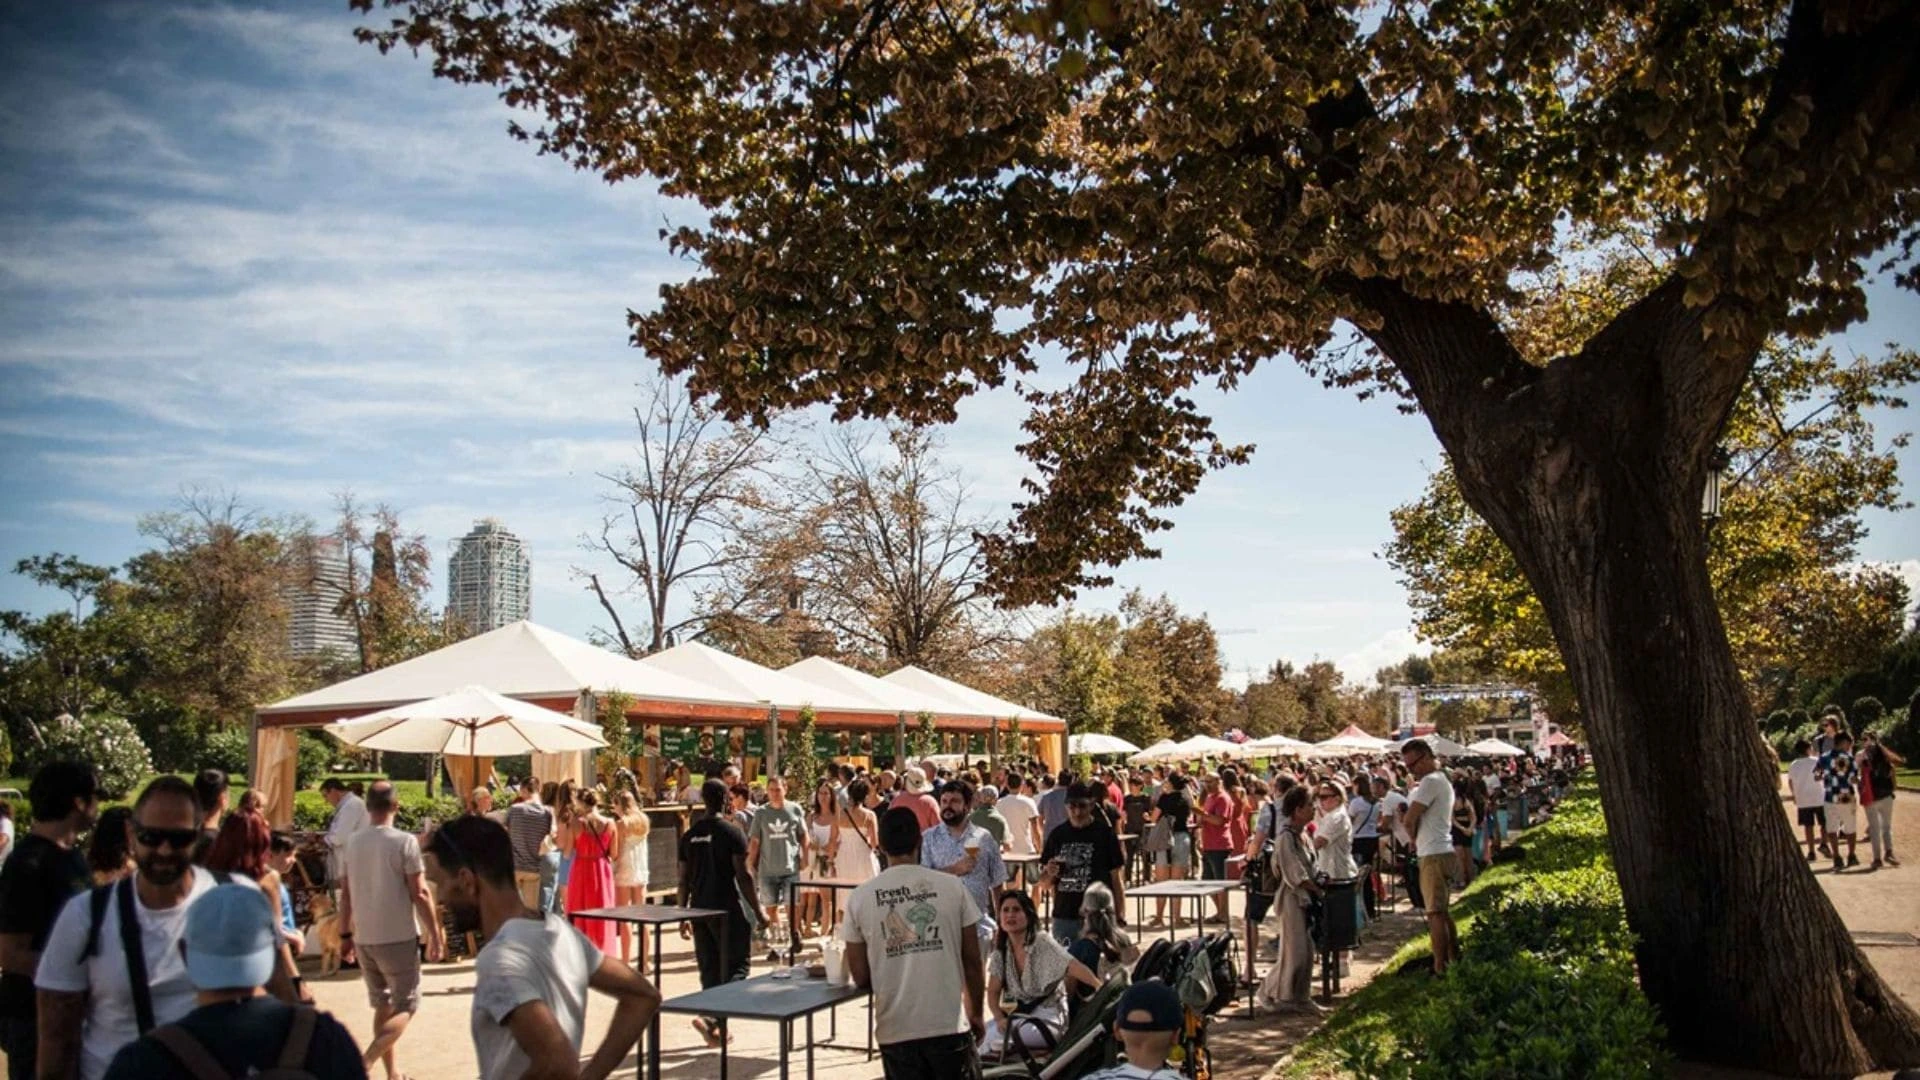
1143, 816, 1174, 855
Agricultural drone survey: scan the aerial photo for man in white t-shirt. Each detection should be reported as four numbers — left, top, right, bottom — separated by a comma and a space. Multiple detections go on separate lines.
998, 778, 1042, 856
340, 782, 445, 1080
1399, 739, 1458, 974
34, 777, 242, 1080
423, 815, 659, 1080
1785, 738, 1830, 862
845, 805, 985, 1080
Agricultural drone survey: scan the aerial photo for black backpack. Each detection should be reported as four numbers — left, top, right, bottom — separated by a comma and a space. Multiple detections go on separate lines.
149, 1006, 321, 1080
1866, 746, 1895, 797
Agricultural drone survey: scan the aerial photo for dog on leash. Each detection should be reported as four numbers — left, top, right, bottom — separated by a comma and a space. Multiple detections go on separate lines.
308, 893, 344, 976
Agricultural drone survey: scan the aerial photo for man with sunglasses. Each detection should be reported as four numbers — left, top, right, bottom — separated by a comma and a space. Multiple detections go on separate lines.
1398, 739, 1459, 974
35, 776, 271, 1080
1038, 783, 1126, 945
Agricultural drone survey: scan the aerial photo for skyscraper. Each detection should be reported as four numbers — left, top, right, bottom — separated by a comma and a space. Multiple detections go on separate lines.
447, 519, 531, 634
289, 537, 358, 659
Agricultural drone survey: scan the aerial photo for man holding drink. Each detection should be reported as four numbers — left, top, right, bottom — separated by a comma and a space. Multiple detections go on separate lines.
920, 780, 1007, 948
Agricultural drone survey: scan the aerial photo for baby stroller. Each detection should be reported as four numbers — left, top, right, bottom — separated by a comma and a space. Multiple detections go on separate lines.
985, 971, 1131, 1080
1127, 933, 1236, 1078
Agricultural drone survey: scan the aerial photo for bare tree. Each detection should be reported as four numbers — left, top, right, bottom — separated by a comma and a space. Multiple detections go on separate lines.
303, 492, 446, 673
584, 375, 791, 655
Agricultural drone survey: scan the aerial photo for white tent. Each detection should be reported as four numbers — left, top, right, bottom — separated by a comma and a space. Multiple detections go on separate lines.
1169, 734, 1241, 759
1069, 732, 1141, 756
640, 641, 862, 711
1313, 725, 1395, 754
1392, 734, 1471, 757
1129, 738, 1180, 764
881, 665, 1062, 723
781, 656, 969, 717
1467, 737, 1528, 757
259, 620, 736, 721
1244, 733, 1312, 753
325, 686, 607, 756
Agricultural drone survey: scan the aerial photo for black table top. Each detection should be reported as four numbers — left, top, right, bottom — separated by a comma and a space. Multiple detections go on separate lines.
568, 904, 728, 925
657, 973, 869, 1021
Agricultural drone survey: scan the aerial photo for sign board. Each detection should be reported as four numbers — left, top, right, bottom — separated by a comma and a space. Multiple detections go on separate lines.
872, 732, 895, 756
967, 733, 986, 755
815, 731, 841, 758
1396, 689, 1419, 740
744, 728, 767, 757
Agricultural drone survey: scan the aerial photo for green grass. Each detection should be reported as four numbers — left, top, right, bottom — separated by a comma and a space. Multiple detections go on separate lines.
1899, 768, 1920, 791
1281, 778, 1616, 1078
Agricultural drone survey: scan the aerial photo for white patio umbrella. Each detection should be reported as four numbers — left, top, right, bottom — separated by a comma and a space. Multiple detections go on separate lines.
1070, 732, 1142, 756
1391, 734, 1471, 757
1244, 733, 1312, 753
324, 685, 608, 757
1467, 737, 1528, 757
1128, 738, 1180, 764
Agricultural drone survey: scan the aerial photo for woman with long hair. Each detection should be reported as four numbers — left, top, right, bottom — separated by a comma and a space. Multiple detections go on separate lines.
538, 780, 563, 913
802, 779, 836, 935
979, 890, 1100, 1058
612, 791, 652, 967
553, 779, 579, 914
565, 790, 619, 951
1147, 774, 1193, 926
87, 806, 135, 886
205, 810, 313, 1003
1256, 785, 1324, 1014
1069, 883, 1137, 983
825, 777, 879, 921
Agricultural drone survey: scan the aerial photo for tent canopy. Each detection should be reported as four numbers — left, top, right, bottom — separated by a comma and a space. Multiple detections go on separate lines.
1466, 737, 1527, 757
1069, 732, 1140, 756
1392, 734, 1470, 757
639, 641, 856, 711
1244, 733, 1312, 752
781, 656, 979, 718
258, 621, 735, 726
1129, 738, 1179, 764
324, 686, 607, 756
881, 666, 1061, 723
1314, 725, 1395, 753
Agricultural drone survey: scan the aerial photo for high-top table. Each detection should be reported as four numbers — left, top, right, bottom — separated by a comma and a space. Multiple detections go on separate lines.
569, 904, 727, 1080
1126, 879, 1238, 942
655, 972, 870, 1080
784, 876, 871, 964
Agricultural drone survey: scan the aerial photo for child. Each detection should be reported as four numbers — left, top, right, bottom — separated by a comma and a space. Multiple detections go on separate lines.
1082, 981, 1187, 1080
1823, 731, 1861, 873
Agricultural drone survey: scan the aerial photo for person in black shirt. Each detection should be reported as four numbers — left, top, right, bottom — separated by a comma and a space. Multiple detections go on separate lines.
190, 769, 229, 866
1039, 783, 1125, 946
1148, 775, 1193, 926
0, 761, 98, 1080
677, 779, 765, 1047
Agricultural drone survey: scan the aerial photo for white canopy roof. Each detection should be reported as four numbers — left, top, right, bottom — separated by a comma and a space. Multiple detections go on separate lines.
260, 621, 733, 718
880, 665, 1061, 723
1392, 734, 1471, 757
1069, 732, 1141, 756
324, 685, 606, 756
1171, 734, 1242, 758
1314, 725, 1395, 754
1129, 738, 1180, 764
780, 656, 963, 716
1466, 737, 1528, 757
639, 641, 858, 711
1244, 733, 1313, 753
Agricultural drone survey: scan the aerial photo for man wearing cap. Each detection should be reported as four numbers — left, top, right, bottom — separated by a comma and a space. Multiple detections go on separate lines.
894, 769, 941, 832
100, 884, 364, 1078
1081, 981, 1185, 1080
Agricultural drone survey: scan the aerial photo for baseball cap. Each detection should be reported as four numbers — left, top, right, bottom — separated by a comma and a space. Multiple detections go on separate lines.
1114, 980, 1184, 1031
184, 883, 280, 991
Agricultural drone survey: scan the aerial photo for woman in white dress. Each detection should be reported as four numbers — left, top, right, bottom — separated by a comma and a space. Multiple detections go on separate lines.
980, 890, 1100, 1058
803, 780, 837, 936
612, 790, 652, 968
826, 776, 880, 920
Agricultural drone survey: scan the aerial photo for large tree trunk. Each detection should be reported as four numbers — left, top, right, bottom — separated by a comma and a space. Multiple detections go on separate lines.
1448, 381, 1920, 1076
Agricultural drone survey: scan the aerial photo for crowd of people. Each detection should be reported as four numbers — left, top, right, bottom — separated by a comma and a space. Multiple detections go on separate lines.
0, 741, 1578, 1080
1784, 717, 1905, 872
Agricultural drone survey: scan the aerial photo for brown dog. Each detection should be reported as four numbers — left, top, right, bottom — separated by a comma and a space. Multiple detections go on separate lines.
307, 893, 344, 976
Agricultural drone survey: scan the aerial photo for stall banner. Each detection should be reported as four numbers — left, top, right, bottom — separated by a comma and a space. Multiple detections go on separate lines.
744, 728, 767, 757
815, 731, 842, 757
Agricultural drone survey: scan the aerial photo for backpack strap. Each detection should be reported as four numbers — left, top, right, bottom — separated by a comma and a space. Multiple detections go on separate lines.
78, 884, 113, 963
118, 877, 158, 1034
149, 1024, 229, 1080
277, 1006, 319, 1071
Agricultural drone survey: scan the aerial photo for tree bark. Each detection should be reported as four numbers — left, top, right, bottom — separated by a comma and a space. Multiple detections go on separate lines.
1426, 347, 1920, 1075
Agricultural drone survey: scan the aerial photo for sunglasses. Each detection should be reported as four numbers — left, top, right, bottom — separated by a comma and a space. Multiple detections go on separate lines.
134, 826, 199, 851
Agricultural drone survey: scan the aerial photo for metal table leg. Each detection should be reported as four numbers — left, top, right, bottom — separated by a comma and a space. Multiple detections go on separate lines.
649, 924, 664, 1080
805, 1012, 814, 1079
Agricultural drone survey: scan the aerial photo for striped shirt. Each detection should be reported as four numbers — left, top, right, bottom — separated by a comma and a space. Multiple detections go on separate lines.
506, 801, 554, 874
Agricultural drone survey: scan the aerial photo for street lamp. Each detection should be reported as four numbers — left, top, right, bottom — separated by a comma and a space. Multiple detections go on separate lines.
1702, 445, 1732, 525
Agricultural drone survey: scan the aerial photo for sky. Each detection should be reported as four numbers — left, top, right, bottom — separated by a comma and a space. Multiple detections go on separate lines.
1, 1, 1916, 690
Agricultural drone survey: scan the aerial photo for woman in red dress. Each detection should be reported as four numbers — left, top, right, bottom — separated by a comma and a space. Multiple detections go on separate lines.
565, 789, 621, 951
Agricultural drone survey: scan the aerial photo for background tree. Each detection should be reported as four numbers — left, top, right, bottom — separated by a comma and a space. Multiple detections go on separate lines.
314, 493, 453, 674
359, 0, 1920, 1068
1386, 252, 1914, 718
586, 374, 790, 655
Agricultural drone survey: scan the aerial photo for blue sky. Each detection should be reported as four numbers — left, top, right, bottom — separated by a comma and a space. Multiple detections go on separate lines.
1, 2, 1915, 688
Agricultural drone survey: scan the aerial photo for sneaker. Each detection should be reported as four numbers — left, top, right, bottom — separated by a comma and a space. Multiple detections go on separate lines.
1848, 853, 1860, 868
1870, 860, 1883, 871
1886, 854, 1901, 867
1833, 858, 1845, 873
1806, 850, 1817, 863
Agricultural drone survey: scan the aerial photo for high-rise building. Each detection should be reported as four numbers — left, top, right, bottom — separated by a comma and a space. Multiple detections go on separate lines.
289, 537, 358, 659
447, 519, 531, 634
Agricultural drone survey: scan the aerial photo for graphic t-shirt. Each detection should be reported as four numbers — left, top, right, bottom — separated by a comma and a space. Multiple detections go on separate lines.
843, 864, 981, 1045
748, 802, 807, 878
679, 814, 749, 913
471, 913, 603, 1080
0, 833, 90, 1019
1040, 822, 1124, 921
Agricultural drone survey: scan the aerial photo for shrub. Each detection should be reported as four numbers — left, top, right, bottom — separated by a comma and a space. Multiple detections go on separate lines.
201, 726, 253, 778
289, 790, 459, 834
295, 731, 334, 790
1402, 953, 1668, 1080
26, 714, 153, 800
1762, 709, 1792, 735
1851, 696, 1885, 729
1886, 689, 1920, 760
1475, 864, 1636, 965
0, 721, 11, 777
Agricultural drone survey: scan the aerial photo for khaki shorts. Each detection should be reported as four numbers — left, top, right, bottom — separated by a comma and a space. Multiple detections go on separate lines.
359, 938, 423, 1013
1419, 855, 1453, 912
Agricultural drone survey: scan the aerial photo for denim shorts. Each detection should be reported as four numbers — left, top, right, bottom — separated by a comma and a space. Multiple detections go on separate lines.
1154, 830, 1193, 868
758, 870, 799, 907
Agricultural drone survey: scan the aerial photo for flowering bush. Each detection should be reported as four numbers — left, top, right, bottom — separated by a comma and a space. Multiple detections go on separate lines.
28, 714, 154, 799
